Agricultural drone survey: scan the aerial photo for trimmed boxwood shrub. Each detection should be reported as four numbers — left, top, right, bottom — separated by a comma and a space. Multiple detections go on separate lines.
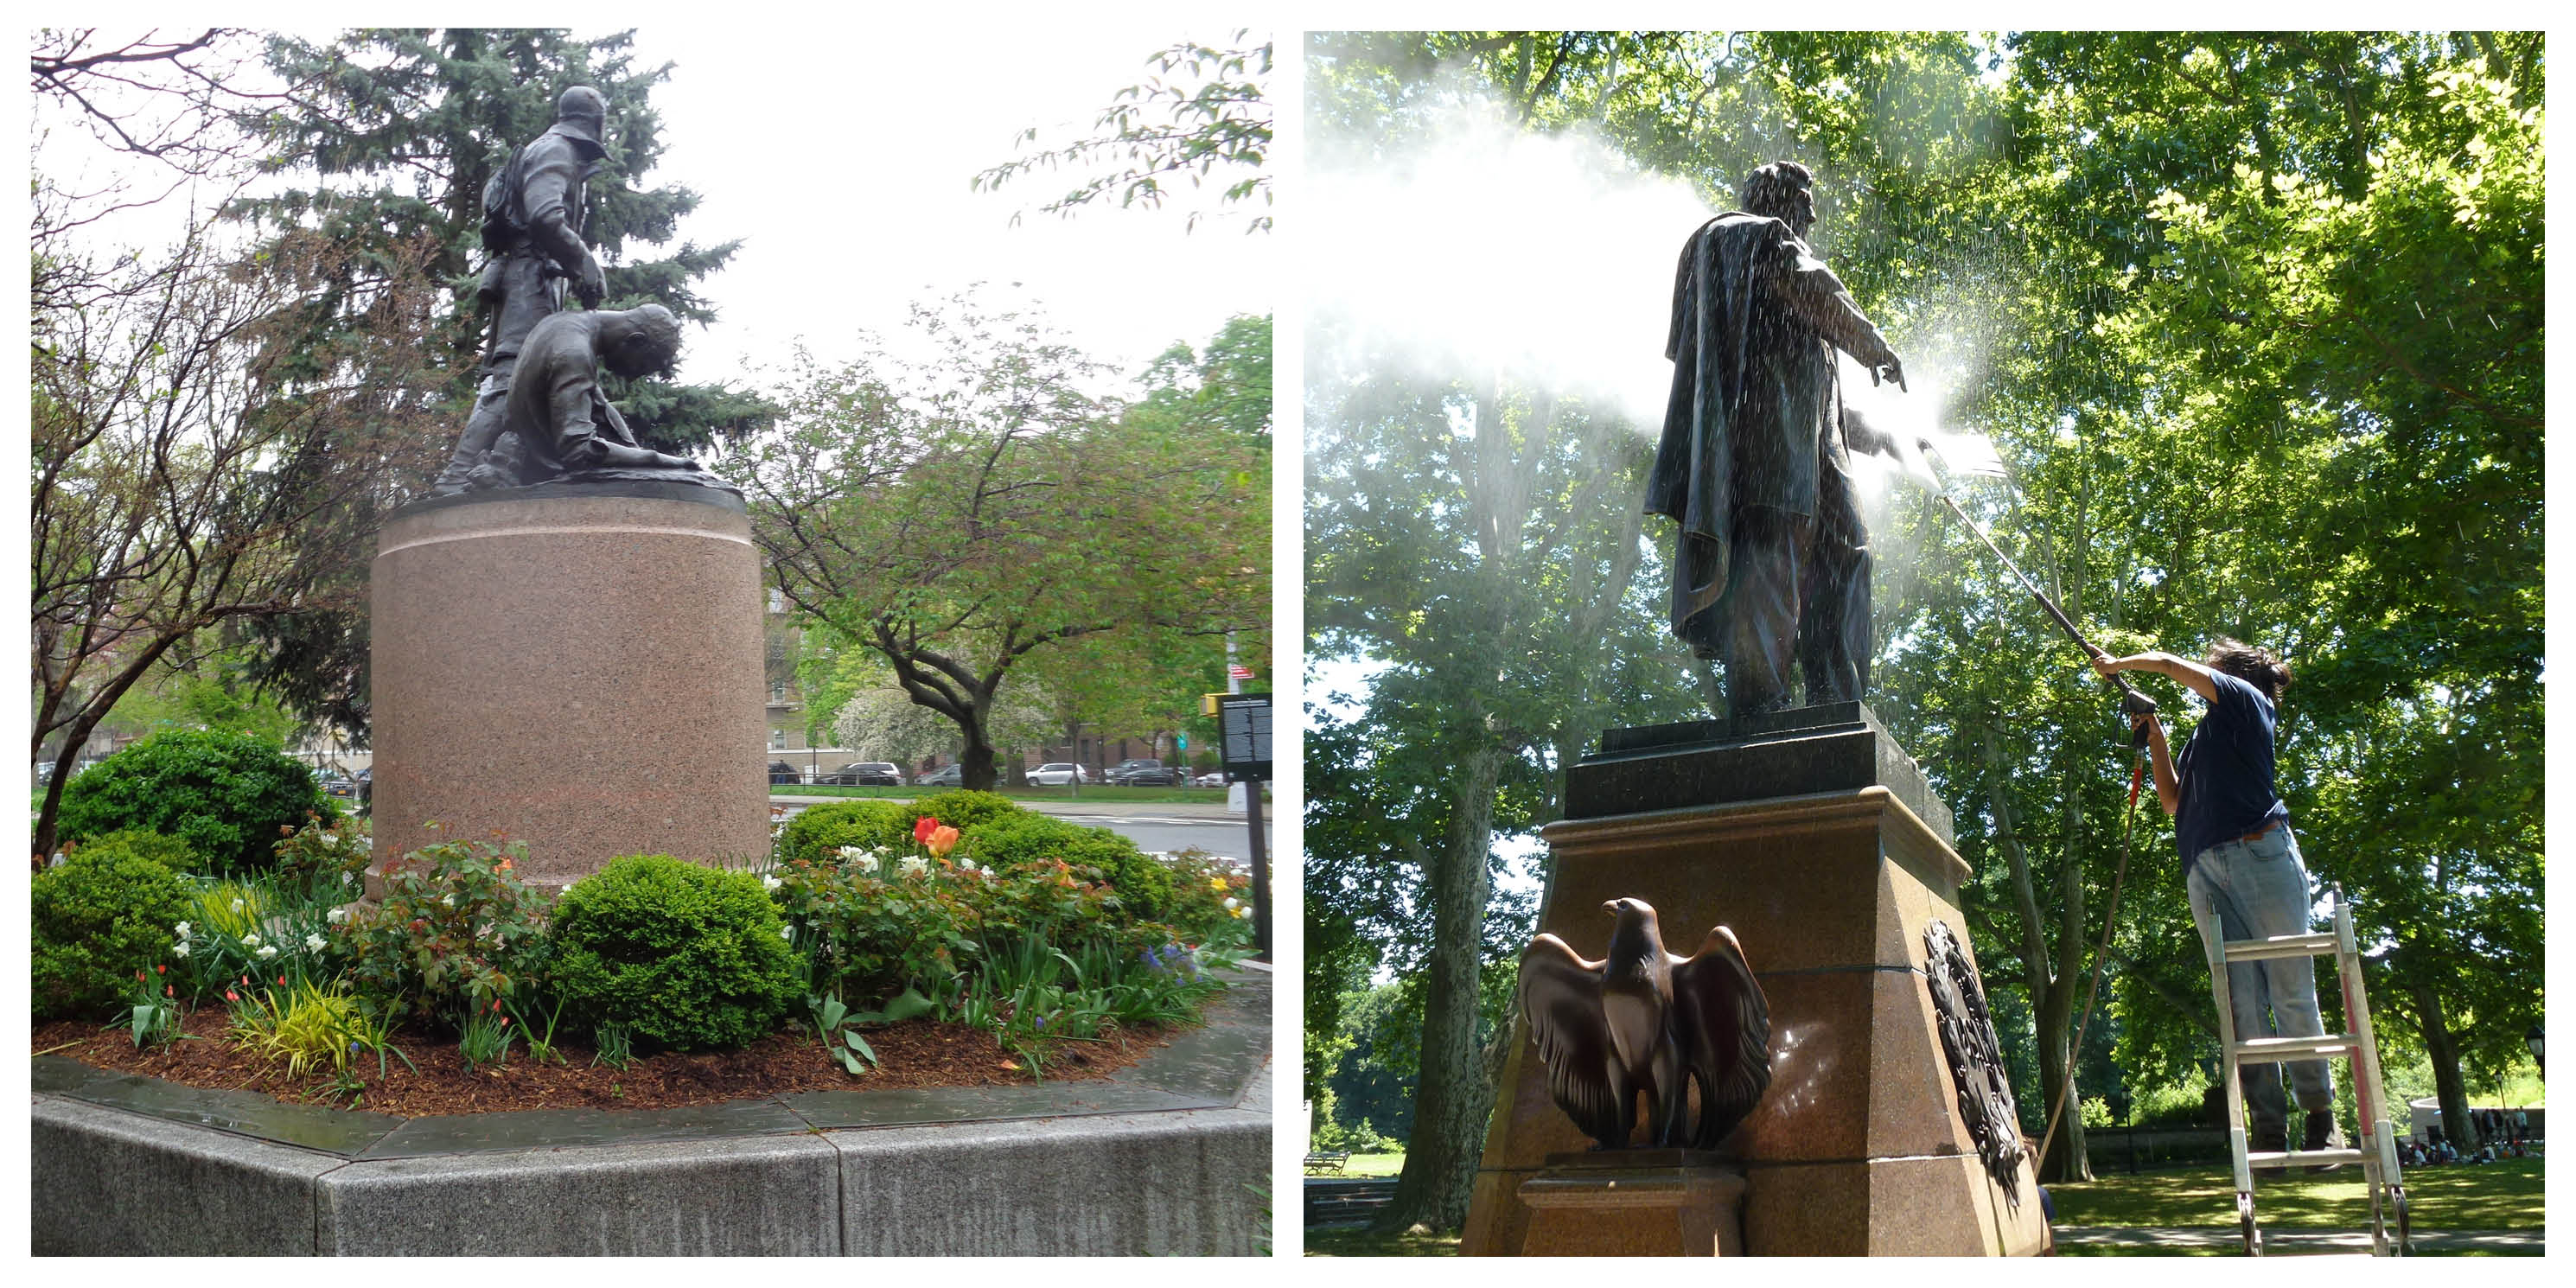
55, 728, 334, 873
776, 790, 1029, 866
776, 799, 911, 865
548, 855, 800, 1050
777, 793, 1172, 920
959, 814, 1174, 921
33, 831, 196, 1019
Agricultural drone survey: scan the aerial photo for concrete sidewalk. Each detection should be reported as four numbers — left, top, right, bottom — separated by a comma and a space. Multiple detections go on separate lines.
2052, 1225, 2541, 1254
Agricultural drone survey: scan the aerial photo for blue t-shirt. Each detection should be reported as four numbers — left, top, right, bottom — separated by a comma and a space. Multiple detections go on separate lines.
2173, 669, 2292, 869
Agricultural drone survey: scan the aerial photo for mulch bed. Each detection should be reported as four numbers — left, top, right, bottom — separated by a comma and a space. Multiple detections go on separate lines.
33, 1003, 1169, 1117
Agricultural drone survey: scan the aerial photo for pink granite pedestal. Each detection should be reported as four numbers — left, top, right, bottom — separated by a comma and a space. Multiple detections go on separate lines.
368, 485, 769, 889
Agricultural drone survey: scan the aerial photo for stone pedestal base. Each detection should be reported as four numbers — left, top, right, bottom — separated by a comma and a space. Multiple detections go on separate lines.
1514, 1151, 1745, 1256
368, 484, 770, 889
1462, 705, 2050, 1256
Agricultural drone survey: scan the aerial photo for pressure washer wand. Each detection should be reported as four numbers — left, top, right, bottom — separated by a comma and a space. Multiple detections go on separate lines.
1929, 487, 2158, 742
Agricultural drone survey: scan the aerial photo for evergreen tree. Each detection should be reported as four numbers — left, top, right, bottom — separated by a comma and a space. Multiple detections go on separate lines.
222, 28, 777, 738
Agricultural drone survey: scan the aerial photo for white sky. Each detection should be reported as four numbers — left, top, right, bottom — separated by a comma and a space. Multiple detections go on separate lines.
29, 20, 1272, 394
615, 21, 1271, 390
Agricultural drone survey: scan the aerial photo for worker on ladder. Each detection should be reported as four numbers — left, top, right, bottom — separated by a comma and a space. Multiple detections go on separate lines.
2089, 638, 2346, 1170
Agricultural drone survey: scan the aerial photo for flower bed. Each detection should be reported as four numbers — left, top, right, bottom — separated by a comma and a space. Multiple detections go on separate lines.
32, 750, 1254, 1113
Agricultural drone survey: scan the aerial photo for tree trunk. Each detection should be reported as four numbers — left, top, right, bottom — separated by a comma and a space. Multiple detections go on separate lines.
1373, 736, 1504, 1234
2410, 979, 2479, 1147
959, 701, 1000, 793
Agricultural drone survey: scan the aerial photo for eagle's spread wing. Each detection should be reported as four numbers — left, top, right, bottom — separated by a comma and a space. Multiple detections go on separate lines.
1670, 924, 1772, 1151
1520, 934, 1621, 1145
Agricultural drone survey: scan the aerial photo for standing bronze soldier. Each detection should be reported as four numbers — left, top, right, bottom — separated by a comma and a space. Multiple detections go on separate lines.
1648, 160, 1913, 716
430, 86, 614, 494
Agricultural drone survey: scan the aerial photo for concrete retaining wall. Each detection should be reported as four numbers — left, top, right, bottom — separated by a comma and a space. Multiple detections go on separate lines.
34, 972, 1271, 1255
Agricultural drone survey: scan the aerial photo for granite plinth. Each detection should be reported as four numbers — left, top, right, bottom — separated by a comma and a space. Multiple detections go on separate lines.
29, 971, 1272, 1254
368, 488, 769, 887
1462, 708, 2048, 1256
1514, 1151, 1747, 1256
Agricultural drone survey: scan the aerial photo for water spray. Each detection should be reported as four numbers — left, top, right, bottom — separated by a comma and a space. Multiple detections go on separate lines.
1916, 443, 2154, 1180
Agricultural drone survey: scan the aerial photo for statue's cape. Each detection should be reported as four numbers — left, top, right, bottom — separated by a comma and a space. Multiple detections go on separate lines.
1645, 213, 1781, 625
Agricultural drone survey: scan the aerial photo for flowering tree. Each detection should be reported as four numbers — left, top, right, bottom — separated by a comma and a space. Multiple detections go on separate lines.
730, 298, 1268, 792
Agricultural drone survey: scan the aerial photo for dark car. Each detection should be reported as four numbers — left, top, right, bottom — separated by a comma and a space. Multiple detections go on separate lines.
768, 760, 801, 786
915, 763, 965, 787
1104, 757, 1182, 786
825, 762, 905, 787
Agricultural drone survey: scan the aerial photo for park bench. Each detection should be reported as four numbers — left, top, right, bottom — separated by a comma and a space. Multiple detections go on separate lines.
1304, 1151, 1350, 1175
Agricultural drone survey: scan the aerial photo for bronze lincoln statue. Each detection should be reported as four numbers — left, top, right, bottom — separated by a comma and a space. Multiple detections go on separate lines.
1648, 161, 1914, 717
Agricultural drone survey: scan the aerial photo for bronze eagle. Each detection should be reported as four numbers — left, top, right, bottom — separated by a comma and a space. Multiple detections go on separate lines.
1519, 897, 1772, 1151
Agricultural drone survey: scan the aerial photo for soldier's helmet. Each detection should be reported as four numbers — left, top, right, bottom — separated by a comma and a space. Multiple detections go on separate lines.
554, 86, 609, 153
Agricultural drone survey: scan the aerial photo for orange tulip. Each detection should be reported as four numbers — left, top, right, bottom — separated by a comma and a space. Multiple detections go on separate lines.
926, 825, 960, 859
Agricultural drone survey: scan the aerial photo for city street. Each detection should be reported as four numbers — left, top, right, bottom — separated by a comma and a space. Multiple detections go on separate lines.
769, 796, 1274, 864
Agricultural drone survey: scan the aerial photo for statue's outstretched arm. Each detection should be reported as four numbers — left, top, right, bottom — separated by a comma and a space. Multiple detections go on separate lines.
1771, 239, 1903, 387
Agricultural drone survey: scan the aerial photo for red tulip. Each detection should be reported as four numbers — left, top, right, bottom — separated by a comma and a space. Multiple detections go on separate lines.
500, 1016, 510, 1027
164, 985, 174, 998
225, 991, 239, 1003
156, 964, 166, 975
914, 816, 940, 844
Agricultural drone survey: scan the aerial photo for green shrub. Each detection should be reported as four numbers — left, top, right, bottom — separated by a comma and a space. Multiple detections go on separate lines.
960, 814, 1174, 921
55, 729, 333, 873
550, 855, 799, 1050
1159, 848, 1255, 946
776, 791, 1030, 866
773, 858, 985, 1003
32, 834, 196, 1019
338, 836, 552, 1025
776, 800, 913, 865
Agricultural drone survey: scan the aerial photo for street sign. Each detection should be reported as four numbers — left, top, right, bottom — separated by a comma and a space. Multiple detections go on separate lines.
1227, 664, 1254, 679
1176, 734, 1188, 751
1217, 693, 1272, 782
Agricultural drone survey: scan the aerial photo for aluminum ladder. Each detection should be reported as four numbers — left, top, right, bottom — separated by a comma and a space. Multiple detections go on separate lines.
2194, 883, 2409, 1256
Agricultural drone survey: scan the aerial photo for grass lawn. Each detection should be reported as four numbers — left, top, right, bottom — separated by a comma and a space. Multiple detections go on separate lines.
2050, 1155, 2544, 1231
772, 783, 1263, 807
1304, 1227, 1459, 1257
1302, 1154, 2541, 1256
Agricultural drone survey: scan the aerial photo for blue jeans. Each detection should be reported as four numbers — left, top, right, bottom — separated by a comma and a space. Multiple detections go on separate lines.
2188, 824, 2336, 1133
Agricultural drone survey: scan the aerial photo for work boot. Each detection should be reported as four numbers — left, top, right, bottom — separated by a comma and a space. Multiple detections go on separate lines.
2303, 1109, 2348, 1174
2251, 1123, 2290, 1176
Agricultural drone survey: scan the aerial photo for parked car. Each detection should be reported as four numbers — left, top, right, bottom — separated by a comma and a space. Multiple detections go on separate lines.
767, 760, 801, 786
823, 762, 905, 787
322, 775, 359, 800
915, 763, 965, 787
1193, 770, 1227, 787
1104, 757, 1182, 786
1028, 762, 1085, 787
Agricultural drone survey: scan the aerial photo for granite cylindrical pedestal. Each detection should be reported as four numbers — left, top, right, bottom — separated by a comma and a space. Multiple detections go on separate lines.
369, 484, 769, 889
1463, 705, 2052, 1256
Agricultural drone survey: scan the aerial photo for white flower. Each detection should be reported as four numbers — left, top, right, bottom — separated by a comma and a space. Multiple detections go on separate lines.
255, 944, 278, 960
1235, 907, 1253, 920
780, 923, 795, 940
174, 921, 192, 938
242, 933, 262, 948
304, 933, 326, 953
762, 874, 782, 891
173, 941, 190, 959
1222, 896, 1240, 910
230, 898, 245, 912
836, 845, 867, 861
440, 893, 456, 908
327, 908, 347, 925
898, 856, 928, 878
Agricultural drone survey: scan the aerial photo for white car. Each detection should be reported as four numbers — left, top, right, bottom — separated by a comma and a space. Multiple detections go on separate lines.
1029, 762, 1084, 786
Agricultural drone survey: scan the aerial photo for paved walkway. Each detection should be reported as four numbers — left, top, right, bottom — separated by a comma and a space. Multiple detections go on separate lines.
2053, 1226, 2542, 1254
